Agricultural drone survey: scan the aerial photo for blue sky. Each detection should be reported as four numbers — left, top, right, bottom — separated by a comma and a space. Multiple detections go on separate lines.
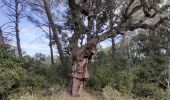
0, 12, 112, 56
0, 11, 52, 56
0, 2, 113, 56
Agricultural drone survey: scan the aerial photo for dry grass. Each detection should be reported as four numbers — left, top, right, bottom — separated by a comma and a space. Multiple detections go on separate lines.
9, 85, 134, 100
57, 92, 100, 100
10, 90, 101, 100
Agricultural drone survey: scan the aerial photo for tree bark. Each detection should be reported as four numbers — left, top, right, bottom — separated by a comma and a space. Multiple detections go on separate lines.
49, 26, 54, 65
67, 0, 97, 96
0, 27, 5, 45
111, 36, 116, 57
15, 0, 22, 57
71, 58, 89, 96
167, 43, 170, 100
43, 0, 65, 66
71, 44, 96, 96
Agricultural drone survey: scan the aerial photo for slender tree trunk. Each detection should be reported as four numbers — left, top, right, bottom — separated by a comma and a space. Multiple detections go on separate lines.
167, 43, 170, 100
49, 26, 54, 65
167, 63, 170, 100
0, 27, 5, 45
15, 0, 22, 57
43, 0, 65, 66
111, 36, 116, 57
71, 44, 96, 96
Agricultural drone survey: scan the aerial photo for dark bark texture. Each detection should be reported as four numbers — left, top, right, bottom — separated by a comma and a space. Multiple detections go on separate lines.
71, 44, 96, 96
0, 27, 5, 45
15, 0, 22, 57
49, 26, 54, 65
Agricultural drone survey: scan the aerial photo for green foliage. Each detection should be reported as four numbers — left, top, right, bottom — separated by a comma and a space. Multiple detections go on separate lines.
1, 25, 170, 100
115, 71, 134, 94
87, 51, 112, 90
102, 85, 133, 100
133, 83, 167, 99
46, 56, 72, 86
87, 49, 134, 94
26, 74, 45, 88
87, 66, 112, 90
0, 45, 26, 99
0, 45, 50, 99
21, 55, 39, 73
87, 29, 169, 99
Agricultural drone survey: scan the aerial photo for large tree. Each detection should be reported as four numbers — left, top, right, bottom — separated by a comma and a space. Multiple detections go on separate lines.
43, 0, 66, 66
26, 0, 55, 65
1, 0, 27, 57
26, 0, 66, 66
67, 0, 170, 96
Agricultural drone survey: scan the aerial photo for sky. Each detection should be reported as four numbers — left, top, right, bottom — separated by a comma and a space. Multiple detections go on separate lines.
1, 0, 168, 56
0, 11, 52, 56
0, 5, 112, 56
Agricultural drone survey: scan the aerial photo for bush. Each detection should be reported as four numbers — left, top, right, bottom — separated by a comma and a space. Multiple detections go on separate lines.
133, 83, 167, 99
46, 56, 72, 86
25, 74, 46, 88
114, 71, 134, 94
87, 50, 135, 93
87, 63, 112, 91
102, 85, 133, 100
0, 45, 26, 99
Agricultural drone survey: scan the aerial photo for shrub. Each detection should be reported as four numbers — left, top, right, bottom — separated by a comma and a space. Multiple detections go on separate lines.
102, 85, 133, 100
25, 74, 45, 88
87, 64, 112, 91
114, 71, 134, 94
0, 45, 26, 99
133, 83, 166, 99
46, 56, 72, 86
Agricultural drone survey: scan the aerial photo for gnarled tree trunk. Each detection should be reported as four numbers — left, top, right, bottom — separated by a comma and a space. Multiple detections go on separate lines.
71, 44, 96, 96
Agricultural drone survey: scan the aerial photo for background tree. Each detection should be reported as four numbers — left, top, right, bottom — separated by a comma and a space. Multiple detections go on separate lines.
26, 0, 66, 66
0, 27, 5, 45
26, 0, 56, 65
1, 0, 27, 57
43, 0, 66, 67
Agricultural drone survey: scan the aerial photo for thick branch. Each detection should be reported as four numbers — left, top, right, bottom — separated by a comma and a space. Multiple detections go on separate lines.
88, 30, 115, 45
88, 16, 168, 45
68, 0, 84, 49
